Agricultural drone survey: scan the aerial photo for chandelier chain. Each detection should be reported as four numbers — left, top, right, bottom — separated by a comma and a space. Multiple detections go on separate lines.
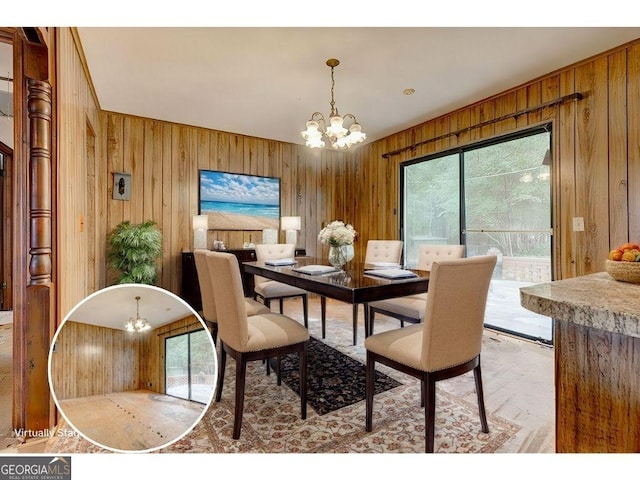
329, 65, 337, 117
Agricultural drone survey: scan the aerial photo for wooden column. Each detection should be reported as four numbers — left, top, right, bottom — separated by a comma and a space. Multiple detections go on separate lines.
24, 78, 54, 432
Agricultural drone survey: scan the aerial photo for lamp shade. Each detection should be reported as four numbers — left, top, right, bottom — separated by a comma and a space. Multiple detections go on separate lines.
193, 214, 208, 230
280, 216, 301, 231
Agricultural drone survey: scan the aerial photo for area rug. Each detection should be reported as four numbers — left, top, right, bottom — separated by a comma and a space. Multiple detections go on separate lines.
47, 358, 521, 454
277, 336, 401, 415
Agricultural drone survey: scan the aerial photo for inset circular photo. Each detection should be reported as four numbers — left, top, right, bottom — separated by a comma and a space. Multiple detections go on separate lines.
48, 284, 217, 453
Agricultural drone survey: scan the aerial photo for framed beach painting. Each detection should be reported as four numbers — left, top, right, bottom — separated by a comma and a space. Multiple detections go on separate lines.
198, 170, 280, 230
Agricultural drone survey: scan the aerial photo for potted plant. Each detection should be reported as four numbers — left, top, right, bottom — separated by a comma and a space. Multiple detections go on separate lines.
107, 220, 162, 284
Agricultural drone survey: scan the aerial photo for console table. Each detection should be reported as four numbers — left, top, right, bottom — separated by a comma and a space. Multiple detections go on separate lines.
181, 248, 306, 311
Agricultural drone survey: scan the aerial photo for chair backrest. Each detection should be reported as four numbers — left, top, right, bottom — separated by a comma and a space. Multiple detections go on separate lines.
254, 243, 296, 285
420, 255, 497, 372
206, 251, 250, 352
364, 240, 403, 264
193, 249, 217, 322
416, 244, 465, 271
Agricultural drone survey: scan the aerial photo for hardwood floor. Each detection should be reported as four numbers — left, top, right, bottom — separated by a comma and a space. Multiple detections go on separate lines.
280, 295, 555, 453
2, 296, 555, 454
57, 390, 205, 452
0, 319, 16, 451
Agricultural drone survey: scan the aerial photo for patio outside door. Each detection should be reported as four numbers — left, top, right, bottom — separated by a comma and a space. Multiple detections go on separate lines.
165, 329, 216, 404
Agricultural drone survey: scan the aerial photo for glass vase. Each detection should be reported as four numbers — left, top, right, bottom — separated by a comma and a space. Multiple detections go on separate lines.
328, 245, 349, 269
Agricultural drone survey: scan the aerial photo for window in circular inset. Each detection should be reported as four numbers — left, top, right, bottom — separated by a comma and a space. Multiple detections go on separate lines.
48, 284, 217, 453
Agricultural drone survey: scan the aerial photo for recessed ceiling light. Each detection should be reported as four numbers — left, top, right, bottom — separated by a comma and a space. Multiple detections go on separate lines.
403, 88, 415, 96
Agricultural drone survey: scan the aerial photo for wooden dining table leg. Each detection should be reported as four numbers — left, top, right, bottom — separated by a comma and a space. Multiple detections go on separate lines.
352, 303, 358, 345
321, 296, 327, 338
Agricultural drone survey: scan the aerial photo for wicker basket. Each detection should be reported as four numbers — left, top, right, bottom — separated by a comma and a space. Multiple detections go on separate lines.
606, 259, 640, 283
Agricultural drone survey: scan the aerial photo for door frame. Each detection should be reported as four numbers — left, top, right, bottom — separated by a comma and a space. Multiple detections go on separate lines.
0, 142, 12, 310
1, 27, 57, 434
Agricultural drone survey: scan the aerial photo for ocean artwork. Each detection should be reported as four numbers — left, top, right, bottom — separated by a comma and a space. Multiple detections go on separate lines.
199, 170, 280, 230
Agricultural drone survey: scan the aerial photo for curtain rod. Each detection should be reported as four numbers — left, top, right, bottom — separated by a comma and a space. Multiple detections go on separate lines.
155, 321, 206, 337
381, 92, 582, 159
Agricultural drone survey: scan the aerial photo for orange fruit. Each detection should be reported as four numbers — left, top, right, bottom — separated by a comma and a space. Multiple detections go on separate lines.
609, 249, 623, 261
621, 242, 640, 251
622, 250, 637, 262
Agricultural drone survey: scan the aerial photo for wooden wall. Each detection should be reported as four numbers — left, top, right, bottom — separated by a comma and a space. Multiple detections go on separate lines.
50, 315, 206, 400
56, 29, 640, 317
50, 321, 141, 400
347, 39, 640, 280
56, 28, 104, 319
101, 113, 349, 296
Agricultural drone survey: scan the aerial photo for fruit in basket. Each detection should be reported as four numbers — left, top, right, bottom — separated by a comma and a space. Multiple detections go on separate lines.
608, 242, 640, 262
608, 249, 623, 261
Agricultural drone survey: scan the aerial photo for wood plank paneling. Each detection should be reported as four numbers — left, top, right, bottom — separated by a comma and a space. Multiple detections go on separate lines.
346, 39, 640, 282
50, 321, 142, 400
57, 29, 640, 317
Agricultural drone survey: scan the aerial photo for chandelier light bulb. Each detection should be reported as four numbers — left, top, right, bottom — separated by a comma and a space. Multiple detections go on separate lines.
125, 296, 151, 333
302, 58, 365, 150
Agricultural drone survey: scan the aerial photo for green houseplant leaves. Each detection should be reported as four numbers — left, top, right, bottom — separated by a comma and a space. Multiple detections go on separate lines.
107, 220, 162, 284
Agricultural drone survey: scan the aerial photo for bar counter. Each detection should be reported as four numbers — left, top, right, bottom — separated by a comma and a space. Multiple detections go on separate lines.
520, 272, 640, 453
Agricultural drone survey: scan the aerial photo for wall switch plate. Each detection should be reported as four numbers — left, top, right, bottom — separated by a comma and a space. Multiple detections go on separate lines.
573, 217, 584, 232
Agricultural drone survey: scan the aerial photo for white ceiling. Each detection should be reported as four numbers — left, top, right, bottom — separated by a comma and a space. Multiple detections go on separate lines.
63, 284, 198, 332
76, 27, 640, 147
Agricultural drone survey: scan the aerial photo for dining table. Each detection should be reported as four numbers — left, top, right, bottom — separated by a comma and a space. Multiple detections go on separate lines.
243, 256, 430, 345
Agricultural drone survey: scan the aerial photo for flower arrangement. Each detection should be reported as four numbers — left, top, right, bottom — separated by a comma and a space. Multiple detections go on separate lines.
318, 220, 357, 247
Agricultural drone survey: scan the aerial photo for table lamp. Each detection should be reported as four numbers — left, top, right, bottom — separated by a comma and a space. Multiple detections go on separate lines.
280, 216, 301, 246
193, 214, 208, 250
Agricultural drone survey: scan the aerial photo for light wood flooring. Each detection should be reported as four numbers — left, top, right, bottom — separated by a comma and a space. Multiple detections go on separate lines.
57, 390, 205, 452
276, 296, 556, 453
1, 296, 555, 453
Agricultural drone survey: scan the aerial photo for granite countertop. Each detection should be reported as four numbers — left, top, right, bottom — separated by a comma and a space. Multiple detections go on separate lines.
520, 272, 640, 339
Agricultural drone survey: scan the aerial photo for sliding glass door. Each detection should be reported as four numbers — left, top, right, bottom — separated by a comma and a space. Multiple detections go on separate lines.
165, 329, 216, 404
402, 127, 553, 343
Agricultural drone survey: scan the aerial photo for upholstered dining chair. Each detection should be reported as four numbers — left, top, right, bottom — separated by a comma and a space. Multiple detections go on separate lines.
193, 249, 269, 344
254, 243, 309, 328
368, 244, 465, 335
320, 239, 404, 345
207, 251, 309, 440
364, 255, 497, 453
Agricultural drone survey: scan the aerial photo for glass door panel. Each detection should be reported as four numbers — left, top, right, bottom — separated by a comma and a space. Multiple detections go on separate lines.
463, 132, 552, 342
403, 153, 460, 267
165, 329, 215, 404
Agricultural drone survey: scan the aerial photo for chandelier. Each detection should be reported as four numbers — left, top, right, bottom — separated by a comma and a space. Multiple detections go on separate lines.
301, 58, 366, 150
125, 296, 151, 333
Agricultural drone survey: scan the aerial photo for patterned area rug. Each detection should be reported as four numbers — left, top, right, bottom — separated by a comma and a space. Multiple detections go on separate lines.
46, 333, 521, 454
278, 336, 401, 415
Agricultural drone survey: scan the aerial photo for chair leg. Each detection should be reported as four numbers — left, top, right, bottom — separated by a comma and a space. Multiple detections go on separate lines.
369, 307, 375, 336
276, 356, 282, 386
423, 373, 436, 453
320, 296, 327, 339
210, 323, 218, 346
363, 303, 370, 338
473, 362, 489, 433
233, 356, 248, 440
365, 352, 375, 432
302, 295, 309, 328
299, 344, 307, 420
215, 346, 226, 402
